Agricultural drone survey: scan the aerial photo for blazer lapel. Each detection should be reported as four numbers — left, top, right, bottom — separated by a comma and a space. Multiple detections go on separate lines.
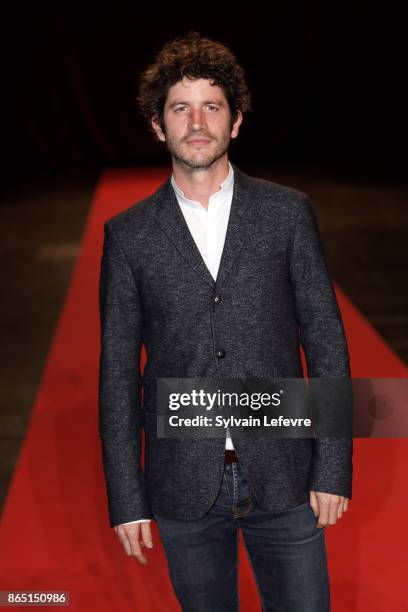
214, 164, 259, 289
152, 163, 260, 290
152, 176, 215, 288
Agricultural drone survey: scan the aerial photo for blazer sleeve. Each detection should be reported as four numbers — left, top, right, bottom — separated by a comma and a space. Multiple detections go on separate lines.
98, 221, 152, 527
289, 196, 353, 499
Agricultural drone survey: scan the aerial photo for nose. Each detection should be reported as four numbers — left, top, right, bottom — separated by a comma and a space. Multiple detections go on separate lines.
189, 107, 206, 129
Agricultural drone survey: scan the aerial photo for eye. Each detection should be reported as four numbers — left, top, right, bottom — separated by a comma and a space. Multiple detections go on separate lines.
206, 104, 218, 111
174, 106, 187, 113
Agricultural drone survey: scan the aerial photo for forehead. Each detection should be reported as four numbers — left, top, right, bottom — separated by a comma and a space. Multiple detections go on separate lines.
165, 77, 227, 106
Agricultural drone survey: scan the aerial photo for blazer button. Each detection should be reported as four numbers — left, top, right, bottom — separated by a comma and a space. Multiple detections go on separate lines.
216, 349, 226, 359
213, 294, 223, 304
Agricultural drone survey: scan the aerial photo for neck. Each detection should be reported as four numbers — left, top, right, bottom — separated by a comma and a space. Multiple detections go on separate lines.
172, 156, 230, 209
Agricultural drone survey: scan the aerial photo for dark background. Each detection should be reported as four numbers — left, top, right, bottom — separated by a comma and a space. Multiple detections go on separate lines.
0, 5, 407, 514
1, 5, 406, 178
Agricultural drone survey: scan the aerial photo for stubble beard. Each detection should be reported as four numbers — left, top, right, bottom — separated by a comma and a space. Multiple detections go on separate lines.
164, 131, 231, 171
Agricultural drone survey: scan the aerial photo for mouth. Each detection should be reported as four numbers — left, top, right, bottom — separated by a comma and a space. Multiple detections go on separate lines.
186, 139, 212, 145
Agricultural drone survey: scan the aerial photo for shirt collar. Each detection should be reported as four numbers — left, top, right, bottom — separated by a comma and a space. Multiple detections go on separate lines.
171, 161, 234, 208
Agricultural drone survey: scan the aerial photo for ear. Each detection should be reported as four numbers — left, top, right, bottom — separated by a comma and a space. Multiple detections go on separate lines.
151, 114, 166, 142
230, 110, 243, 139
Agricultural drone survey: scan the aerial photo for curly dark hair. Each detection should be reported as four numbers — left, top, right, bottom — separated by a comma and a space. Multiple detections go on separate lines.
136, 31, 252, 136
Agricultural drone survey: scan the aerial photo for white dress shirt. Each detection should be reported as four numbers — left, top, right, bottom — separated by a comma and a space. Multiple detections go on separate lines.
121, 162, 235, 526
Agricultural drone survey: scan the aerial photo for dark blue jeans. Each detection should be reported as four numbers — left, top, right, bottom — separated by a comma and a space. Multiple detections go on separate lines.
154, 460, 330, 611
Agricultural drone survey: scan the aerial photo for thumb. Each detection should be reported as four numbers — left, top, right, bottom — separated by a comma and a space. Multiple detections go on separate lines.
309, 490, 319, 517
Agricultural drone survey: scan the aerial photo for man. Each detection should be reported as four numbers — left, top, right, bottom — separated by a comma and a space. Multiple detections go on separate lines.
98, 31, 352, 611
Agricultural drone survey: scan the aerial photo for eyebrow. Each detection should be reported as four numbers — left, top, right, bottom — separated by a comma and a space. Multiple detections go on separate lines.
168, 99, 225, 108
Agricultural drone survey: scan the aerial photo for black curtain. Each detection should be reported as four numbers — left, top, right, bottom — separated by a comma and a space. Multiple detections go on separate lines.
1, 5, 406, 175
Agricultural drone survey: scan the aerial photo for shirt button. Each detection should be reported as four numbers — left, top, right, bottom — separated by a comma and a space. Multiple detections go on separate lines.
213, 294, 223, 304
216, 349, 226, 359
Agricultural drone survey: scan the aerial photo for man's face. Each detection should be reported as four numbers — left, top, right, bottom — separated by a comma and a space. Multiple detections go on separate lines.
151, 77, 242, 170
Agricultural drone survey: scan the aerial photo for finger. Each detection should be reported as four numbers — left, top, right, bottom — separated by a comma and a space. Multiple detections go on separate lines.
344, 498, 349, 512
328, 499, 339, 525
337, 499, 344, 520
140, 522, 154, 549
117, 525, 148, 564
316, 500, 329, 528
116, 529, 132, 556
127, 529, 148, 564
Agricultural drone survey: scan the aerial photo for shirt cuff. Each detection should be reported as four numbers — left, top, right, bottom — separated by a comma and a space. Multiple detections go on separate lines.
118, 519, 152, 525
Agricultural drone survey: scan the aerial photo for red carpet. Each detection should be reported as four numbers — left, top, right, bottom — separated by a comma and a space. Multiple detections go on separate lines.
0, 167, 407, 610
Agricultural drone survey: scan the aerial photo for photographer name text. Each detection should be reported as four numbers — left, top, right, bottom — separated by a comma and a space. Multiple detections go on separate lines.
167, 415, 312, 428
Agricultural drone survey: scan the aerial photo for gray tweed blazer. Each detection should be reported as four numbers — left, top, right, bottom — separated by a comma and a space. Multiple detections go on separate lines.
98, 163, 353, 528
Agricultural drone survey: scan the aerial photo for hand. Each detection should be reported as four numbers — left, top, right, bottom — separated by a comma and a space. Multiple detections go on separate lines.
309, 491, 349, 528
114, 521, 154, 564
